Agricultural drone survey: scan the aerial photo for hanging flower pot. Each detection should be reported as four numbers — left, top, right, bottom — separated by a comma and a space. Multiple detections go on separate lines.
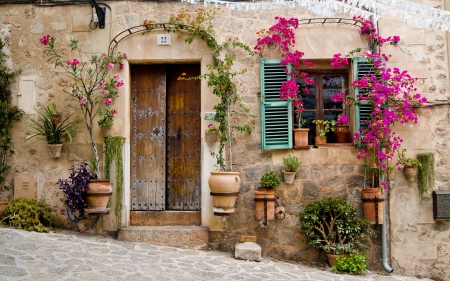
85, 180, 112, 211
333, 125, 350, 143
361, 188, 384, 224
101, 127, 112, 138
403, 165, 418, 182
282, 170, 296, 184
46, 144, 63, 158
254, 188, 276, 220
208, 172, 241, 216
205, 130, 219, 144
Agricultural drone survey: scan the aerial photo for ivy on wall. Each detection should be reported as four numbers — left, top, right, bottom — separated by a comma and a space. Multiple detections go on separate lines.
417, 152, 434, 198
105, 136, 124, 230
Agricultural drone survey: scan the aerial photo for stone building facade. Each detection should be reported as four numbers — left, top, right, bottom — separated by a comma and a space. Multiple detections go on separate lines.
0, 1, 449, 279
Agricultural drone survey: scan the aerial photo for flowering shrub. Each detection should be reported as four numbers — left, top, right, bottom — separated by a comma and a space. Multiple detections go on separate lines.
255, 17, 314, 128
331, 16, 427, 188
335, 114, 350, 126
40, 35, 126, 177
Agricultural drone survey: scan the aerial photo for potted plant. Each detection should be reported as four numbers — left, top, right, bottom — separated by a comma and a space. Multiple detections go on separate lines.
97, 107, 117, 138
254, 171, 281, 221
299, 197, 373, 267
312, 119, 335, 144
282, 155, 301, 184
333, 113, 350, 143
397, 149, 421, 182
26, 105, 80, 158
205, 123, 219, 144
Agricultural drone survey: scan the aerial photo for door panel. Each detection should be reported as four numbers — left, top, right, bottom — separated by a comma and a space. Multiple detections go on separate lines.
130, 64, 201, 211
166, 64, 201, 210
131, 65, 166, 210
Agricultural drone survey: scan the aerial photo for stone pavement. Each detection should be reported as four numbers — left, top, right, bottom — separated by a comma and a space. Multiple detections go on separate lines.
0, 227, 431, 281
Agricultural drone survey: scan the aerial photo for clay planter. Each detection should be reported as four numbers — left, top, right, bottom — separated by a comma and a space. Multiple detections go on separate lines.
0, 201, 8, 218
315, 136, 327, 145
101, 127, 112, 138
282, 170, 296, 184
47, 144, 63, 159
208, 172, 241, 216
293, 128, 309, 147
403, 166, 418, 182
327, 253, 349, 267
361, 188, 384, 224
205, 130, 219, 144
85, 180, 112, 211
254, 188, 275, 221
333, 125, 350, 143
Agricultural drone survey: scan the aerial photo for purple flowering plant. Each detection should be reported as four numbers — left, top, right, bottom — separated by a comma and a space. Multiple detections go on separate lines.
40, 35, 126, 178
331, 16, 427, 189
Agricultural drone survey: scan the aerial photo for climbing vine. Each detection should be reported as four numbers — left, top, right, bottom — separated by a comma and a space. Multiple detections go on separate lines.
0, 38, 23, 191
142, 8, 258, 171
105, 136, 123, 230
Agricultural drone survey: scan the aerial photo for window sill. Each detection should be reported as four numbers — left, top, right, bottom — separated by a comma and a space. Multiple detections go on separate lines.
314, 143, 353, 148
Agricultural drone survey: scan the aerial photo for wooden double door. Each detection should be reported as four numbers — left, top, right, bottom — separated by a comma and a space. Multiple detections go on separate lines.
130, 64, 201, 211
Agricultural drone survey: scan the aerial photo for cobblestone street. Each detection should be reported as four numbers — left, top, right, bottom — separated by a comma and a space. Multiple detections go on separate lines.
0, 227, 432, 281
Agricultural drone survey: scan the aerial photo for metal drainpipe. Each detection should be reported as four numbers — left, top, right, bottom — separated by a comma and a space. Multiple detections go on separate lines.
373, 6, 394, 270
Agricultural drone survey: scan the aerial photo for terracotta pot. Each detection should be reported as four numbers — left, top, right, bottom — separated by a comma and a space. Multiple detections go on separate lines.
205, 130, 219, 144
327, 253, 349, 267
315, 136, 327, 145
254, 188, 275, 220
293, 128, 309, 146
47, 144, 63, 159
361, 188, 384, 224
85, 180, 112, 210
101, 127, 112, 138
403, 166, 418, 182
208, 172, 241, 216
333, 125, 350, 143
282, 170, 296, 184
0, 201, 8, 218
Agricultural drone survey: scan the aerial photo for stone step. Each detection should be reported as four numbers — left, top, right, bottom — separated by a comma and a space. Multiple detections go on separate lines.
130, 211, 201, 226
118, 225, 209, 250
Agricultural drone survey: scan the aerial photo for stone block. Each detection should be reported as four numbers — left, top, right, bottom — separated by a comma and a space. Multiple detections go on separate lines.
235, 242, 261, 261
241, 236, 257, 242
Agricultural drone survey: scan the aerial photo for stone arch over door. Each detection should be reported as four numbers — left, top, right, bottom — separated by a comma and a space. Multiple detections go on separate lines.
110, 26, 225, 230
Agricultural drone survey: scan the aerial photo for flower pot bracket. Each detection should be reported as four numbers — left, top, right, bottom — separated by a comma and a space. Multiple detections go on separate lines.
254, 196, 276, 226
361, 196, 385, 225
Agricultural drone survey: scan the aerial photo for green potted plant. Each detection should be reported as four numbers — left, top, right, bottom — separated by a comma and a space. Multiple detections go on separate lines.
282, 155, 301, 184
331, 254, 369, 275
26, 105, 80, 158
397, 149, 421, 182
255, 171, 281, 221
299, 197, 373, 267
312, 119, 336, 144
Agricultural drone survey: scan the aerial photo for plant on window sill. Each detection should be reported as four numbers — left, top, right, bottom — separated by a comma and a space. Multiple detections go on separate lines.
312, 119, 336, 138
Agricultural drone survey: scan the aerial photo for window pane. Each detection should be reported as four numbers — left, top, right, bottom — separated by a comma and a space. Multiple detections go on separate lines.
297, 77, 315, 110
302, 111, 316, 145
323, 76, 345, 110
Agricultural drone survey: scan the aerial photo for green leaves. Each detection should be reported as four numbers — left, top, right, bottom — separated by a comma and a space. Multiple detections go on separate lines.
1, 198, 53, 232
331, 254, 369, 275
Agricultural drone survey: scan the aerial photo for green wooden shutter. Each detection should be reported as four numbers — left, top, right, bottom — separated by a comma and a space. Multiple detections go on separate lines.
353, 57, 375, 147
260, 58, 292, 150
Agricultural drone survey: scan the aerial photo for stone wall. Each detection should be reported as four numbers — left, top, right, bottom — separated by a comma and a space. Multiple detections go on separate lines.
0, 2, 449, 279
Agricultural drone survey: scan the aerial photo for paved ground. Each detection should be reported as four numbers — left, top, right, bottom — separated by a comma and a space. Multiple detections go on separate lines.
0, 227, 431, 281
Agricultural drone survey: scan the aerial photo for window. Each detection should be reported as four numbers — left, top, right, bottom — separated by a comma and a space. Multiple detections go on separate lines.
298, 73, 348, 144
260, 58, 371, 149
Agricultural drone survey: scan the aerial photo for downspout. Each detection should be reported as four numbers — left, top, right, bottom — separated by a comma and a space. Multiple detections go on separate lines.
372, 5, 394, 271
